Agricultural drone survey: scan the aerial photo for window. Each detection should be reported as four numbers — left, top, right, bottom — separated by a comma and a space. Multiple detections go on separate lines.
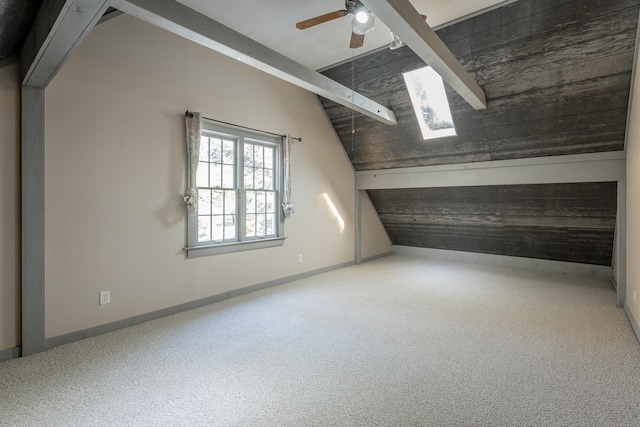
186, 122, 284, 258
403, 66, 456, 140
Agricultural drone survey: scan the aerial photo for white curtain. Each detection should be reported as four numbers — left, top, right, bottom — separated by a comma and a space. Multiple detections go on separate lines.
281, 134, 295, 219
184, 112, 202, 215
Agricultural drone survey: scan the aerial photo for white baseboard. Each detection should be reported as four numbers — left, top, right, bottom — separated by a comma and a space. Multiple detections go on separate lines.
392, 246, 612, 280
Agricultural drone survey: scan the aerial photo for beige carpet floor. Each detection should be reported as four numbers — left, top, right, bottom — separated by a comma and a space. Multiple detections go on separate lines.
1, 255, 639, 426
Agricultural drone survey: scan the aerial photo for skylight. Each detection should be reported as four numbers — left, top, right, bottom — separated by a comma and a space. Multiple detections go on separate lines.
403, 66, 456, 140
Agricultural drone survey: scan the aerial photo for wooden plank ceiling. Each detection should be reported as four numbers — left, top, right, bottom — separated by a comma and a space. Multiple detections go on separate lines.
0, 0, 43, 63
319, 0, 639, 265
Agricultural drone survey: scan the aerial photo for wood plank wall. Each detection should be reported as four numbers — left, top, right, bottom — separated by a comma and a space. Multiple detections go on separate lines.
368, 182, 617, 265
319, 0, 638, 265
321, 0, 639, 170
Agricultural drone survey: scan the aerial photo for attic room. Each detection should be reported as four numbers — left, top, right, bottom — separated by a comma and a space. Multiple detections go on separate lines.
1, 0, 640, 424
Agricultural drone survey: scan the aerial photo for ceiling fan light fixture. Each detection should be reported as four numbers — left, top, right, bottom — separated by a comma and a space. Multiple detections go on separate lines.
352, 14, 375, 35
355, 10, 370, 23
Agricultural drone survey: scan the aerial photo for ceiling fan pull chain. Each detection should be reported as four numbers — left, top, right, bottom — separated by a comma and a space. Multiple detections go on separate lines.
351, 48, 355, 151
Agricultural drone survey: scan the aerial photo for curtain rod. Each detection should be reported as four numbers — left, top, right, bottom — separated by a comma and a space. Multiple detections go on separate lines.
185, 111, 302, 142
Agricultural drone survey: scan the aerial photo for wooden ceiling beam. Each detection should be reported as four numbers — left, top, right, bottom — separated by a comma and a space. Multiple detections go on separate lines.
21, 0, 112, 87
111, 0, 398, 126
361, 0, 487, 110
355, 152, 625, 190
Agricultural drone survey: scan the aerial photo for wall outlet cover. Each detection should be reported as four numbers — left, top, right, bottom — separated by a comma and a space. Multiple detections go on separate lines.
99, 290, 110, 306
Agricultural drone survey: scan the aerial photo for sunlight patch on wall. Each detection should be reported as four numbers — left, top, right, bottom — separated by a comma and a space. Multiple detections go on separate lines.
321, 193, 345, 233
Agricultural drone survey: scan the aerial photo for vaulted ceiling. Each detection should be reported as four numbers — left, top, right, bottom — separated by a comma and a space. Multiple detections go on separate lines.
173, 0, 510, 71
8, 0, 635, 267
0, 0, 510, 69
0, 0, 42, 63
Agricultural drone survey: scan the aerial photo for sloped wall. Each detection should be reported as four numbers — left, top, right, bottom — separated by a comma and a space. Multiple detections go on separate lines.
369, 182, 616, 265
322, 0, 639, 170
320, 0, 637, 264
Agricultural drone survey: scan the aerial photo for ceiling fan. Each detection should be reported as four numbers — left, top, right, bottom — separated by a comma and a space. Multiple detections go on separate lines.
295, 0, 375, 49
296, 1, 428, 50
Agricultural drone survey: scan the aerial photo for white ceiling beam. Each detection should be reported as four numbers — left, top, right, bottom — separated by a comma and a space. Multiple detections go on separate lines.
361, 0, 487, 110
21, 0, 112, 87
111, 0, 398, 126
356, 152, 626, 190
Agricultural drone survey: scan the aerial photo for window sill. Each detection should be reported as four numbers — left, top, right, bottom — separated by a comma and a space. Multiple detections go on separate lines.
185, 237, 285, 258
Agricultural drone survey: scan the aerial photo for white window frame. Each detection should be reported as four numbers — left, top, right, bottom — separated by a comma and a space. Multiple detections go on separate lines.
186, 122, 285, 258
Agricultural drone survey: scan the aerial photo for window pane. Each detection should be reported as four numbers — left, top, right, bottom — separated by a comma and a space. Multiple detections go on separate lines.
198, 190, 211, 215
225, 191, 236, 215
246, 214, 256, 237
255, 169, 264, 189
244, 168, 254, 189
266, 191, 275, 213
244, 144, 254, 167
255, 146, 264, 167
403, 66, 456, 140
223, 139, 234, 164
224, 215, 236, 240
210, 138, 222, 163
211, 190, 224, 214
264, 148, 273, 169
264, 169, 273, 190
257, 214, 266, 236
266, 214, 275, 235
198, 216, 211, 242
222, 165, 234, 188
199, 136, 209, 161
212, 215, 224, 240
256, 191, 266, 214
196, 162, 209, 187
210, 164, 222, 188
246, 191, 256, 214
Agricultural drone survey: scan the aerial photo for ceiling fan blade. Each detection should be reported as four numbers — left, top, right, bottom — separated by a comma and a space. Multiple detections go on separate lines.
296, 10, 348, 29
350, 32, 365, 49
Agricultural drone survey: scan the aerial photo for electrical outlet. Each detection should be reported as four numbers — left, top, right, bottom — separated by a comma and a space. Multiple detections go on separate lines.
99, 290, 110, 306
298, 254, 303, 263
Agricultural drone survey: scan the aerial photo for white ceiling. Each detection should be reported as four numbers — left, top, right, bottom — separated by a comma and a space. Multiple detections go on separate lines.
176, 0, 512, 70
